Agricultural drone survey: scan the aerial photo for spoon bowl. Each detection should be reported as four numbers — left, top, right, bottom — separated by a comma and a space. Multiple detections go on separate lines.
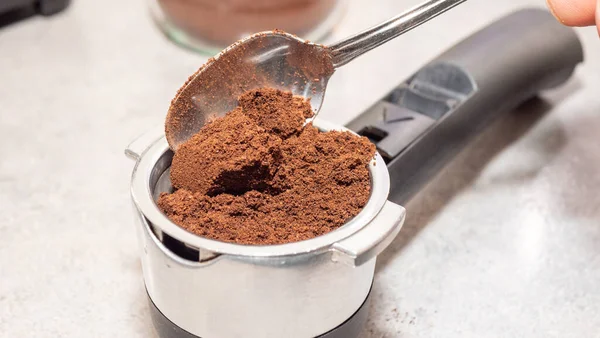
165, 0, 466, 150
165, 31, 334, 149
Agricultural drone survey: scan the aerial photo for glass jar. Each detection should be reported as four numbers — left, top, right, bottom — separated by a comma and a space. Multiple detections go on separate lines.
148, 0, 346, 54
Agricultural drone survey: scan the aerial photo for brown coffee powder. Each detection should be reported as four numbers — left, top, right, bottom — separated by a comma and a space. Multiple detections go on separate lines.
158, 87, 375, 245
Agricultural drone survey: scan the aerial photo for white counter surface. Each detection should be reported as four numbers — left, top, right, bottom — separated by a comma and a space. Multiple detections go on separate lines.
1, 0, 599, 337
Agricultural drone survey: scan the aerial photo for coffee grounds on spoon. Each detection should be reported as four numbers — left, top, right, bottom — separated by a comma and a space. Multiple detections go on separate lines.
158, 87, 375, 245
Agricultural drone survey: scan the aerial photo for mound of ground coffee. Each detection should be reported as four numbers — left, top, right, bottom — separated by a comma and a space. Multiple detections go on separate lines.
158, 88, 375, 245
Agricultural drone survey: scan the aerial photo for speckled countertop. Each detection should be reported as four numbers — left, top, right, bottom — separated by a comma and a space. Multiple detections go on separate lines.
1, 0, 599, 337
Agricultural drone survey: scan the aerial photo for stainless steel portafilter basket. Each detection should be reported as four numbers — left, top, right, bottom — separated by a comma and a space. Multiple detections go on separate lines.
126, 119, 406, 338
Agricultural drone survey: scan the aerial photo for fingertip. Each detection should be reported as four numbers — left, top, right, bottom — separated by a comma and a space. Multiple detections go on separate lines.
547, 0, 596, 26
597, 0, 600, 36
547, 0, 565, 24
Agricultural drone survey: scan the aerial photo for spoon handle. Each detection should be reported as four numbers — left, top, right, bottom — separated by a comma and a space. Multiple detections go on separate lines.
328, 0, 466, 68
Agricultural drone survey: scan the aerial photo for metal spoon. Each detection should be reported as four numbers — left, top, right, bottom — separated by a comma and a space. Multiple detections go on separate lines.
165, 0, 466, 149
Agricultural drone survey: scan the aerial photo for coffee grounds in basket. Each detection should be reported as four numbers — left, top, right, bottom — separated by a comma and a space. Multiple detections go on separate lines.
158, 87, 375, 245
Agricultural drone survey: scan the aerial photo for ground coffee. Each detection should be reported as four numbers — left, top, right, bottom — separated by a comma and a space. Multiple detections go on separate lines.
158, 87, 375, 245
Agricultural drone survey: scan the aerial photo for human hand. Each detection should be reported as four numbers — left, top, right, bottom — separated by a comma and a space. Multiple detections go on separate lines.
547, 0, 599, 34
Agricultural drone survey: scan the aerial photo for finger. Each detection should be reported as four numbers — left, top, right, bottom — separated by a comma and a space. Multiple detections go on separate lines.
547, 0, 597, 26
597, 0, 600, 35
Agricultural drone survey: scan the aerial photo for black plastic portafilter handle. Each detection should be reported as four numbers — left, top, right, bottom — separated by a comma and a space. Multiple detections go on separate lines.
434, 8, 584, 106
346, 8, 584, 205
